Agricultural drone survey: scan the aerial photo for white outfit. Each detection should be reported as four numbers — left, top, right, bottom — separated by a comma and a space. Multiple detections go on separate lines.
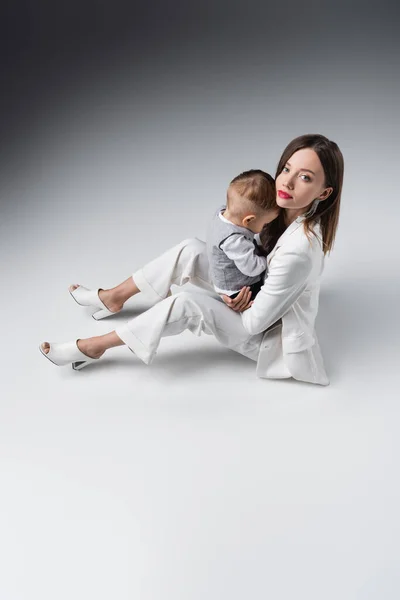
115, 216, 329, 386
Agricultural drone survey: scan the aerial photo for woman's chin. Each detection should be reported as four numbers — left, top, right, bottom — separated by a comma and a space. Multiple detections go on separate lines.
276, 198, 292, 208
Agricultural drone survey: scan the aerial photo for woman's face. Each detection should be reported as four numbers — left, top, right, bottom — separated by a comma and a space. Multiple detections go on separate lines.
275, 148, 332, 216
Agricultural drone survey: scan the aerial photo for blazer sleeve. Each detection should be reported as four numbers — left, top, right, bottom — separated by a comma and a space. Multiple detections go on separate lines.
240, 246, 313, 335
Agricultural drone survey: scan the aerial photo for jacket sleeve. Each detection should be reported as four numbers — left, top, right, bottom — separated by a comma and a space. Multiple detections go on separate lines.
240, 246, 313, 335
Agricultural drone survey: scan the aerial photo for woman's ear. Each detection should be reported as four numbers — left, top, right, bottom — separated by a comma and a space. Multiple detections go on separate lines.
319, 187, 333, 202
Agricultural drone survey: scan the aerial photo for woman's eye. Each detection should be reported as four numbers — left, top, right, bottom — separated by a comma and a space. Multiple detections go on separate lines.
282, 166, 311, 181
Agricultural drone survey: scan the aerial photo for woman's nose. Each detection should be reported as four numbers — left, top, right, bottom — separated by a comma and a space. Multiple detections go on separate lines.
283, 178, 294, 189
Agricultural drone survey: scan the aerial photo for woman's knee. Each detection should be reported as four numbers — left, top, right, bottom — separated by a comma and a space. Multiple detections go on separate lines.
169, 291, 203, 315
179, 237, 206, 255
171, 290, 196, 305
175, 238, 210, 289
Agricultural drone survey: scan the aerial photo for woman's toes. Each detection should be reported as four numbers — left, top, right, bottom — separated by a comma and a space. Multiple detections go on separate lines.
41, 342, 50, 354
69, 284, 79, 292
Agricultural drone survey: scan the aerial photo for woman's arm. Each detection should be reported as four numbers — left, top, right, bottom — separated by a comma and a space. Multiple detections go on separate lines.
240, 247, 313, 335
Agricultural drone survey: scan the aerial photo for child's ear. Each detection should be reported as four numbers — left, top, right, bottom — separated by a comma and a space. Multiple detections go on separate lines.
242, 214, 256, 227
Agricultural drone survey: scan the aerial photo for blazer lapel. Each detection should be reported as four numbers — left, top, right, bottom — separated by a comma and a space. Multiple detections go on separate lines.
267, 217, 304, 263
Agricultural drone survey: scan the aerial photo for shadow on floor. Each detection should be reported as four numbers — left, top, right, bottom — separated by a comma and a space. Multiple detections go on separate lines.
73, 344, 255, 378
316, 277, 397, 379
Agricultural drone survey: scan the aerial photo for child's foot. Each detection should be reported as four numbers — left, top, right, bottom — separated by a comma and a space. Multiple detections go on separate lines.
69, 284, 124, 314
40, 338, 105, 359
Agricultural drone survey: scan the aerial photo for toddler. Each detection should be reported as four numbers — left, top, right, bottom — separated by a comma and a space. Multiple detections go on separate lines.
206, 169, 279, 300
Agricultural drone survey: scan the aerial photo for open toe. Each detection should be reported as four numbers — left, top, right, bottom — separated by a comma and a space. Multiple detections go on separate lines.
39, 340, 101, 370
69, 285, 117, 320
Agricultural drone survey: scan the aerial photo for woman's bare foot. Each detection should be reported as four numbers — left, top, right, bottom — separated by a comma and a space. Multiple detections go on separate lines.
69, 284, 124, 314
40, 339, 105, 359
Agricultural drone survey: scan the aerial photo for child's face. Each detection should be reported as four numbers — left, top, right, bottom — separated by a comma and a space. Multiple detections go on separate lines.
247, 208, 280, 233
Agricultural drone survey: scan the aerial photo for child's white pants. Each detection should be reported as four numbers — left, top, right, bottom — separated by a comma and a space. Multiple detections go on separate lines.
114, 238, 263, 365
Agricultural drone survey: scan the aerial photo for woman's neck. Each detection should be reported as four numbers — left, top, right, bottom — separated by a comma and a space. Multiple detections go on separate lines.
284, 208, 305, 227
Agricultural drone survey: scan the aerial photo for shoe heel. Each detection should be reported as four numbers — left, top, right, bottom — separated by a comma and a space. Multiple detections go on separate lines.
92, 308, 113, 320
72, 360, 89, 370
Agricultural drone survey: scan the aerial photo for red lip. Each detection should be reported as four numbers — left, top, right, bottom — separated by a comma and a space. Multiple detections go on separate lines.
278, 190, 293, 199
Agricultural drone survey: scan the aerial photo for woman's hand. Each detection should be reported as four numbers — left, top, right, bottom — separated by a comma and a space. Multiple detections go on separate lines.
221, 287, 253, 312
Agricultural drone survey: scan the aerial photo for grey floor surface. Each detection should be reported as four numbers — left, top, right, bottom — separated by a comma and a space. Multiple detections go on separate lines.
1, 25, 399, 599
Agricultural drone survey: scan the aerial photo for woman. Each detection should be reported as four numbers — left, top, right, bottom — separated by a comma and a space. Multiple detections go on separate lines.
40, 133, 344, 385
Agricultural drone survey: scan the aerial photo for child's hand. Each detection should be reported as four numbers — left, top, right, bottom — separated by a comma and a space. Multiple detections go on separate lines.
221, 287, 253, 312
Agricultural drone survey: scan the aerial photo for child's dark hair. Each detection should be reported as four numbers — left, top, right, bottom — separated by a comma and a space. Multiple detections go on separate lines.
229, 169, 276, 213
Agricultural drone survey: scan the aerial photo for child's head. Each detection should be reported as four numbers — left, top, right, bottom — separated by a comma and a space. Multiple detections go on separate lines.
227, 170, 280, 233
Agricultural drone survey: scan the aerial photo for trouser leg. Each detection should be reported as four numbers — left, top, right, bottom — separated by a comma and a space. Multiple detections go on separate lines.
115, 291, 263, 365
133, 238, 213, 305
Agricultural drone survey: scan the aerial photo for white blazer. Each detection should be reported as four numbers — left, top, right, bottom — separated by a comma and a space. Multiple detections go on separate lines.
241, 216, 329, 386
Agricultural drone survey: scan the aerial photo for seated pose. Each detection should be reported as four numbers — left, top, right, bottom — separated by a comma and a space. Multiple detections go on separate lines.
39, 133, 344, 386
206, 169, 279, 300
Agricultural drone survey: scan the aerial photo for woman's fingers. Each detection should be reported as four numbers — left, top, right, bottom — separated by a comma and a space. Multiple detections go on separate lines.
242, 300, 254, 311
236, 290, 252, 311
221, 288, 246, 311
221, 287, 251, 312
238, 290, 253, 312
230, 287, 248, 311
221, 294, 233, 306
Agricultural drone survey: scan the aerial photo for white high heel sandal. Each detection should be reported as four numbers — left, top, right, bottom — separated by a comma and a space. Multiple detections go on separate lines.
39, 341, 100, 370
69, 285, 117, 320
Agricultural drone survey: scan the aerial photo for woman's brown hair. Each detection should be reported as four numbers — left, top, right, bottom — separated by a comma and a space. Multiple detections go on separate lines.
260, 134, 344, 256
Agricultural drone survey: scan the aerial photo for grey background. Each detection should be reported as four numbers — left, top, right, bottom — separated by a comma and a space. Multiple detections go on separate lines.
1, 1, 399, 598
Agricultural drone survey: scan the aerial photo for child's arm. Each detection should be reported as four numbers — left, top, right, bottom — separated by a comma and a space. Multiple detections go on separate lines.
221, 234, 267, 277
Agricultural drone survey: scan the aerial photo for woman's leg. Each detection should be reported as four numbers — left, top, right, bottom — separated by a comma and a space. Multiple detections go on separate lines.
131, 238, 212, 304
69, 238, 212, 313
41, 290, 263, 365
119, 291, 262, 363
40, 332, 124, 360
69, 277, 139, 314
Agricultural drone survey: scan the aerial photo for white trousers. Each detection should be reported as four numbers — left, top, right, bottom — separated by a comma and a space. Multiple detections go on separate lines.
114, 238, 264, 365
